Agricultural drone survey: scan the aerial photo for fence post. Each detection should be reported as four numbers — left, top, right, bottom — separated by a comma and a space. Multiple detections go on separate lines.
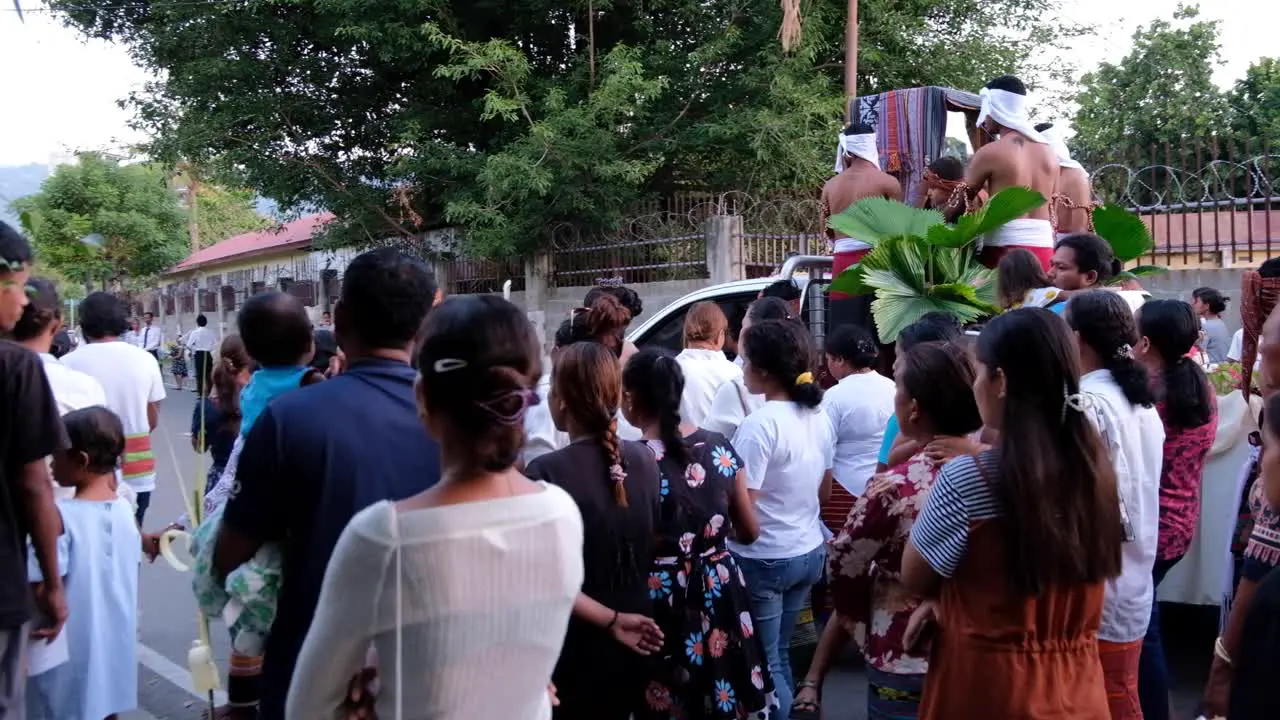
214, 282, 226, 340
525, 249, 553, 353
704, 214, 745, 284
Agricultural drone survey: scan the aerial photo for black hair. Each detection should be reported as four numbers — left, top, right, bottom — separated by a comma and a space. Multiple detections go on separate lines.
1192, 287, 1229, 315
1137, 299, 1214, 429
986, 74, 1028, 95
143, 311, 154, 319
51, 329, 74, 358
897, 311, 962, 351
1260, 257, 1280, 278
622, 348, 693, 468
0, 221, 33, 271
997, 248, 1052, 310
196, 314, 208, 327
1056, 233, 1121, 286
417, 295, 541, 472
975, 307, 1124, 595
554, 317, 575, 349
78, 291, 130, 340
337, 247, 438, 350
761, 279, 801, 303
1035, 122, 1054, 133
237, 291, 313, 367
741, 319, 822, 408
584, 285, 643, 320
311, 329, 338, 372
898, 341, 983, 438
63, 406, 125, 475
844, 122, 875, 136
1065, 290, 1157, 408
929, 156, 964, 181
825, 324, 878, 370
12, 276, 60, 341
747, 296, 794, 323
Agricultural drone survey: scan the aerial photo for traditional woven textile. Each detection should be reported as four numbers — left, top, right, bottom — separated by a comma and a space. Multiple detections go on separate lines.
854, 87, 951, 204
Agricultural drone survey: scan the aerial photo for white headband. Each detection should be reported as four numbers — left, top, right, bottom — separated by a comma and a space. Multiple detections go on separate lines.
1038, 124, 1085, 171
834, 132, 880, 174
977, 87, 1048, 145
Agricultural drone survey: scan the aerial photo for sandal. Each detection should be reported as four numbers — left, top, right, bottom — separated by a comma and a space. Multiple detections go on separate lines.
790, 679, 821, 719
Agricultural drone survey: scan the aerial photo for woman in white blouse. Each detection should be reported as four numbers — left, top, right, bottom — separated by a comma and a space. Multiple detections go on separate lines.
703, 297, 794, 437
287, 296, 584, 720
674, 301, 742, 427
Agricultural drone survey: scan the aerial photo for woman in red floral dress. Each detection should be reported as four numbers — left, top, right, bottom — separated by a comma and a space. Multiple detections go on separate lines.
817, 341, 983, 719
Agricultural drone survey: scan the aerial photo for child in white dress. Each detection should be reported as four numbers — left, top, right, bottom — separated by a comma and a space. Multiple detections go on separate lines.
27, 406, 140, 720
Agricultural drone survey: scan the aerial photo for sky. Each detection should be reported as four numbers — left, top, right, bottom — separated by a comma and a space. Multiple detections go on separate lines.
0, 1, 1276, 167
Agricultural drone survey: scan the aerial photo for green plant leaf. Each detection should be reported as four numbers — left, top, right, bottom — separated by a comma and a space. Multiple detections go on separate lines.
1127, 264, 1167, 277
1092, 204, 1153, 261
827, 197, 942, 244
927, 187, 1047, 249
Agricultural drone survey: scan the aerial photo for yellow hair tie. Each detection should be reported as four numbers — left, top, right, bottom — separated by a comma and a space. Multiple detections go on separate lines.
795, 372, 814, 386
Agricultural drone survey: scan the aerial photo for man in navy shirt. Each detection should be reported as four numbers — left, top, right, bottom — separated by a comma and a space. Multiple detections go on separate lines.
215, 248, 443, 719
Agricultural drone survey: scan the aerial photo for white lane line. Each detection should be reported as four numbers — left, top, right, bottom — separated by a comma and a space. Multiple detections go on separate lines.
136, 642, 228, 706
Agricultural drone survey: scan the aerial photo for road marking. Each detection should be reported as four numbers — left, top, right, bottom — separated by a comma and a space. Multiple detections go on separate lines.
136, 642, 228, 706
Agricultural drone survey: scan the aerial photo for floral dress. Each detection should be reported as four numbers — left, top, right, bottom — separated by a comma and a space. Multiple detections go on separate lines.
640, 430, 779, 720
827, 451, 940, 717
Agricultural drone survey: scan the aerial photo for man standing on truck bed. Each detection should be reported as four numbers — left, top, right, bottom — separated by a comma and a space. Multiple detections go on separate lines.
964, 75, 1058, 270
1035, 122, 1094, 239
823, 122, 902, 338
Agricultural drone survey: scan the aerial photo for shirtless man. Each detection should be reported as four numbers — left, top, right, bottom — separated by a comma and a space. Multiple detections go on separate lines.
822, 123, 902, 337
1035, 122, 1093, 238
964, 75, 1058, 269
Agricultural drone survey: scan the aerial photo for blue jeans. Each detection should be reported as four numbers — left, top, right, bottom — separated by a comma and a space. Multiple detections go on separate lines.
1138, 555, 1183, 720
735, 543, 826, 713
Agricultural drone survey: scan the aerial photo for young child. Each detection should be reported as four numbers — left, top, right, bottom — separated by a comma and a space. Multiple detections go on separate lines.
28, 406, 140, 720
996, 246, 1064, 310
187, 291, 322, 718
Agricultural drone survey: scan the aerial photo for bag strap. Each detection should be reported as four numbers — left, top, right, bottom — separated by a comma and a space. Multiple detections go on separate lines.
735, 379, 751, 417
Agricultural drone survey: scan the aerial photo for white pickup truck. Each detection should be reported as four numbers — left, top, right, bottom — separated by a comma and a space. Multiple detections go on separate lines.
627, 255, 1150, 352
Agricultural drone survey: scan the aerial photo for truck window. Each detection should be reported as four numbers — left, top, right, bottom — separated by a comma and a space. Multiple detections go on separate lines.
635, 291, 759, 356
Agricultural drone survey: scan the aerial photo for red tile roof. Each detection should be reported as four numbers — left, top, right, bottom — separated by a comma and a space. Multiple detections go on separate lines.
165, 212, 334, 275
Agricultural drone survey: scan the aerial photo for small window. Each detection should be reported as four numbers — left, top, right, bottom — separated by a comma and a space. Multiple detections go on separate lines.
636, 290, 759, 356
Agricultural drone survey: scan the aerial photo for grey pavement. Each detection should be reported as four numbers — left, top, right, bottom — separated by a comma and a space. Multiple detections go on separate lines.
134, 390, 1213, 719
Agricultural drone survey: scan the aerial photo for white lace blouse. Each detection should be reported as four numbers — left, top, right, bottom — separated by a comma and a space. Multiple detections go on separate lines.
286, 484, 584, 720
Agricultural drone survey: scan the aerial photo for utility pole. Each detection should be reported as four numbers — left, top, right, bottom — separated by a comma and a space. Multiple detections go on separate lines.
844, 0, 858, 123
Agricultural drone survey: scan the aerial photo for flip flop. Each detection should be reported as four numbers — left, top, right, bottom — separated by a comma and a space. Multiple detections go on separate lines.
790, 679, 821, 719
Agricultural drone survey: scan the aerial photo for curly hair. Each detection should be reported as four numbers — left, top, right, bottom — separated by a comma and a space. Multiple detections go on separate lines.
569, 294, 632, 357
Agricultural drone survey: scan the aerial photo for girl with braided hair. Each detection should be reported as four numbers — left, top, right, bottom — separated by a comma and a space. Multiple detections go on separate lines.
621, 348, 776, 719
729, 319, 835, 715
526, 341, 664, 720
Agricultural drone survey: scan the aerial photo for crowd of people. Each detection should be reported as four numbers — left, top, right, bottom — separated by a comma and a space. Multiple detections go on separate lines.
2, 69, 1280, 720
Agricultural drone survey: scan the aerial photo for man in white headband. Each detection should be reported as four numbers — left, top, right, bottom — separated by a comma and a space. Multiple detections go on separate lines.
964, 75, 1058, 270
822, 123, 901, 337
1036, 122, 1093, 238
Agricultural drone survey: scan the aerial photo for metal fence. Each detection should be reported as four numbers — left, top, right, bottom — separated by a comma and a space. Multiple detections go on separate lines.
444, 256, 527, 295
1091, 141, 1280, 265
549, 205, 712, 287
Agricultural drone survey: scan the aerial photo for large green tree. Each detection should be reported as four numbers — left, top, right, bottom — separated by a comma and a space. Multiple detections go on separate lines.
1228, 57, 1280, 152
1072, 4, 1229, 169
189, 181, 271, 248
55, 0, 1087, 256
9, 154, 188, 290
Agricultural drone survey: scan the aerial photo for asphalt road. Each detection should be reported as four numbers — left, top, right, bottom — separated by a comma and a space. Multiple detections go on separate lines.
132, 390, 1216, 719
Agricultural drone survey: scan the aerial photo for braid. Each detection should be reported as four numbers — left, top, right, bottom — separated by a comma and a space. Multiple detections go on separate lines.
602, 415, 628, 507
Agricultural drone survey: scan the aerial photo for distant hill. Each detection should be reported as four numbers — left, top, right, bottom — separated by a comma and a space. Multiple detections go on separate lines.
0, 164, 50, 229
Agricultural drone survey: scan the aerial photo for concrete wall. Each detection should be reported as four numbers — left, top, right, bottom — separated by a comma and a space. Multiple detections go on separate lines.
1140, 268, 1248, 334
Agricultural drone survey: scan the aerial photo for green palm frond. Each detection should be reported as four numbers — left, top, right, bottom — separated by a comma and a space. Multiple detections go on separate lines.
926, 187, 1047, 249
1092, 204, 1154, 262
827, 197, 942, 245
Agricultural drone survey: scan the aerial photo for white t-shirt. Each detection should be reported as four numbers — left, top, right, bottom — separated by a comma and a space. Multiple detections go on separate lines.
39, 353, 107, 416
183, 326, 218, 353
822, 371, 896, 496
61, 341, 166, 493
702, 377, 765, 438
287, 484, 583, 720
675, 348, 743, 428
1227, 328, 1262, 369
1081, 369, 1165, 643
727, 400, 834, 560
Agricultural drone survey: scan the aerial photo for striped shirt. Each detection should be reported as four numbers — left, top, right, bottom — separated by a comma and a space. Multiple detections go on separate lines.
909, 452, 1002, 577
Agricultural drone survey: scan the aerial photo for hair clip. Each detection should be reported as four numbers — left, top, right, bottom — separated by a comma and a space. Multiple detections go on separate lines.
1062, 392, 1095, 422
433, 358, 468, 373
1114, 344, 1134, 360
476, 388, 540, 426
596, 276, 623, 288
795, 372, 815, 386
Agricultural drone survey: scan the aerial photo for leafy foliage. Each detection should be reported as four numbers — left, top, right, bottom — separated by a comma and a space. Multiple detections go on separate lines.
51, 0, 1089, 257
827, 188, 1041, 341
191, 183, 270, 248
1228, 58, 1280, 151
9, 154, 188, 290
